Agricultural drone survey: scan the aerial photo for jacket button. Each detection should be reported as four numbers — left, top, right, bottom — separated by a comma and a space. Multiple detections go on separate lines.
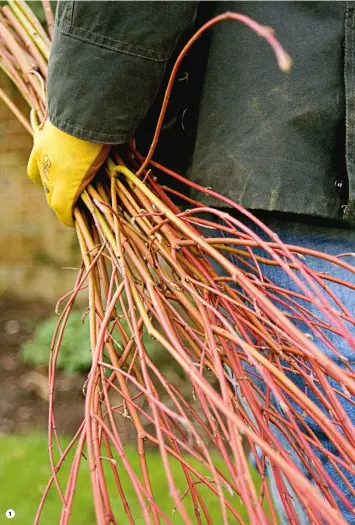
334, 180, 343, 193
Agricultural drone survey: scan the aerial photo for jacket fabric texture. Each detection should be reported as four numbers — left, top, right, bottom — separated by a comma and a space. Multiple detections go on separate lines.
48, 1, 355, 221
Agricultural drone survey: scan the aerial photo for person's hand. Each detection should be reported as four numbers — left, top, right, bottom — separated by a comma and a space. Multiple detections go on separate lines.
27, 120, 110, 227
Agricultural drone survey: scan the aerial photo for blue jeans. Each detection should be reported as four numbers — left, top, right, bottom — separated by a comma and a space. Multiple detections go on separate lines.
207, 213, 355, 523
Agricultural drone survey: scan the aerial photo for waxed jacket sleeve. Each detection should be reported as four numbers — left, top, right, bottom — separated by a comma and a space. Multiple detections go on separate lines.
47, 1, 199, 144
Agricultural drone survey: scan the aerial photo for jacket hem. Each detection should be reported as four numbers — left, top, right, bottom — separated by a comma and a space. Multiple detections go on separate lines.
48, 112, 132, 144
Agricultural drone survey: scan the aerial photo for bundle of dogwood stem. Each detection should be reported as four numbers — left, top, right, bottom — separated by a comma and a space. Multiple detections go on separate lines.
2, 2, 355, 524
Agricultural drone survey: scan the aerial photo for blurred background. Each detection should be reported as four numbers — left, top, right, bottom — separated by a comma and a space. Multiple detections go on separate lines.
0, 5, 90, 521
0, 0, 86, 432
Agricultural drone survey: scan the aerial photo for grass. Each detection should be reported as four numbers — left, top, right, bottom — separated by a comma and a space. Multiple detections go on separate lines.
0, 434, 273, 524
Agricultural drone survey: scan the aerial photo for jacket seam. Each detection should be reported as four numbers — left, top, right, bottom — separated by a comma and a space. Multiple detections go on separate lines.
55, 1, 74, 33
68, 1, 74, 31
73, 24, 170, 60
54, 25, 170, 63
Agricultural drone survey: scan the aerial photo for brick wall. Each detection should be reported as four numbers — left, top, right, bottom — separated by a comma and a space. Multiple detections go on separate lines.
0, 74, 82, 303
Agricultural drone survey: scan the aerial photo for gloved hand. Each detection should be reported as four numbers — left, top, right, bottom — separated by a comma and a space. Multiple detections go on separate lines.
27, 120, 110, 227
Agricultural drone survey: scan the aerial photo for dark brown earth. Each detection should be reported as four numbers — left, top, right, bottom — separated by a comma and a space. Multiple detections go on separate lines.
0, 296, 85, 436
0, 296, 198, 442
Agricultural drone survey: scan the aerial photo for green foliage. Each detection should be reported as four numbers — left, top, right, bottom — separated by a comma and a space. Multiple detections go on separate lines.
22, 311, 92, 374
0, 434, 271, 525
26, 2, 47, 23
0, 2, 45, 24
21, 307, 180, 377
0, 2, 57, 26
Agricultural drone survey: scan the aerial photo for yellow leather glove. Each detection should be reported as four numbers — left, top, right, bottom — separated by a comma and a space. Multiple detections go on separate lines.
27, 120, 110, 227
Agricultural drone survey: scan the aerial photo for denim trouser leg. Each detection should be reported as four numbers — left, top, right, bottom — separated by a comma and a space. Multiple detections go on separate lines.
208, 215, 355, 523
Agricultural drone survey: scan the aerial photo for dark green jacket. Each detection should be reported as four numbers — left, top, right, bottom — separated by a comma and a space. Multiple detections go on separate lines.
48, 1, 354, 221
